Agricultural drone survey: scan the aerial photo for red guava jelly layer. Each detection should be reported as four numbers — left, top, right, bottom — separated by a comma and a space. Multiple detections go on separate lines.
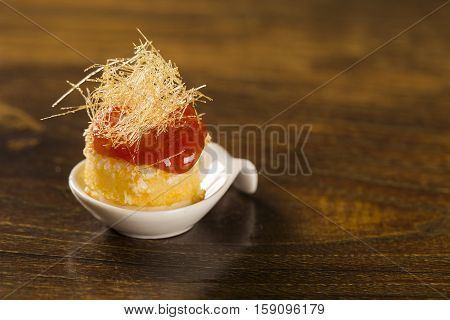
92, 105, 207, 174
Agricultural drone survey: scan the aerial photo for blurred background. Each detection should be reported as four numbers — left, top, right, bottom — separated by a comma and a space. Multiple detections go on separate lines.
0, 0, 449, 299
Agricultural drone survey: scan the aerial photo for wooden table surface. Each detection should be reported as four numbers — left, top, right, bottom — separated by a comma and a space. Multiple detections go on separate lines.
0, 0, 449, 299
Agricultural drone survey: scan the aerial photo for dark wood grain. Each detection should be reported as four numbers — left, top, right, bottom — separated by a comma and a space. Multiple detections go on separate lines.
0, 0, 449, 299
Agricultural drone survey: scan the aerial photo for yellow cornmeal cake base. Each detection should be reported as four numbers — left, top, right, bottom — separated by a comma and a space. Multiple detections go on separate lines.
83, 148, 205, 208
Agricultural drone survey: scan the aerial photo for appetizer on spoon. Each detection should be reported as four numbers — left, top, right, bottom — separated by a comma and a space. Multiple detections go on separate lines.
46, 32, 257, 238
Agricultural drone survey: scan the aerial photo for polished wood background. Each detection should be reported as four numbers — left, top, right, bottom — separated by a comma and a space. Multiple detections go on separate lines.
0, 0, 449, 299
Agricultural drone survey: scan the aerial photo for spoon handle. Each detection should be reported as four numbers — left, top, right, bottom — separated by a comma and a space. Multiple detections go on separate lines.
232, 158, 258, 194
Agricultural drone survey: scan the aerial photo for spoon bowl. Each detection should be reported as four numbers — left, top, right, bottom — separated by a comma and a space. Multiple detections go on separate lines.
68, 143, 258, 239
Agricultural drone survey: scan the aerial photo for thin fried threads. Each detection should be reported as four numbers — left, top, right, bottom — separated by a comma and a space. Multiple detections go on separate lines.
44, 30, 211, 148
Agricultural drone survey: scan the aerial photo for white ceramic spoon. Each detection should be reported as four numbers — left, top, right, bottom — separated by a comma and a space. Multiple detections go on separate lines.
68, 142, 258, 239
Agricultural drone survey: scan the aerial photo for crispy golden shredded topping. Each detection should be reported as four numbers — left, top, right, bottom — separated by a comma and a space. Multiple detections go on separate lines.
45, 30, 210, 147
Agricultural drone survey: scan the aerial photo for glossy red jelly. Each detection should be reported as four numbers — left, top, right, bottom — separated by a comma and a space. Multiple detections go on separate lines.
92, 105, 207, 174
